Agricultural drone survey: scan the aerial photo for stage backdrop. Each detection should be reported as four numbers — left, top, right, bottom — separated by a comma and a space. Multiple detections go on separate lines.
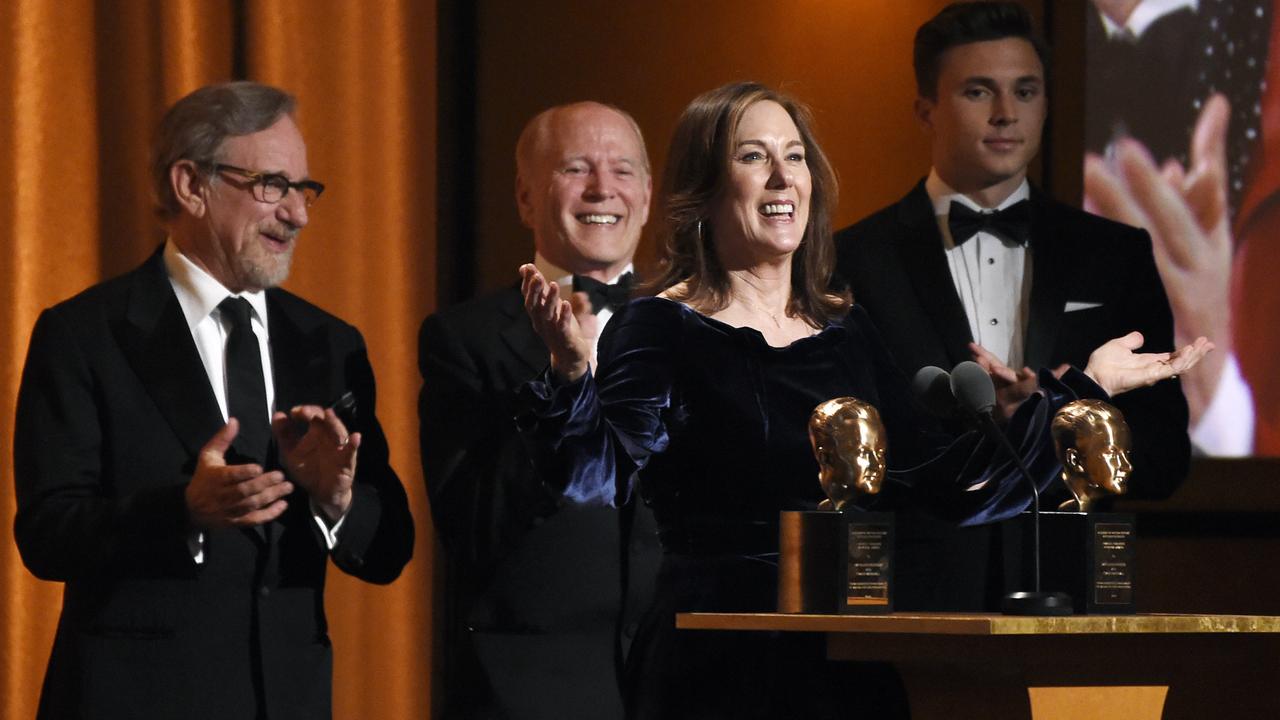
0, 2, 436, 719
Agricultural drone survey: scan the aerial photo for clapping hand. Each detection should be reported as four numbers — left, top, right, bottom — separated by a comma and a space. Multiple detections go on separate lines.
272, 406, 359, 523
520, 264, 595, 382
185, 419, 293, 529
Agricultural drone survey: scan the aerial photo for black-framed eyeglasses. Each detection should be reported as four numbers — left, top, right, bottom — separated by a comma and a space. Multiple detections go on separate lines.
206, 163, 325, 207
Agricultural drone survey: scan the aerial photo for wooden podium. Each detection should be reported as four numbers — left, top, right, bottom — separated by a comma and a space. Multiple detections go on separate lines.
676, 612, 1280, 719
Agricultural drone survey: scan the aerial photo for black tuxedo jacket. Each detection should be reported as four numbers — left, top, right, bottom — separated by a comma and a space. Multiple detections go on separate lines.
419, 285, 658, 720
836, 180, 1190, 499
14, 250, 414, 720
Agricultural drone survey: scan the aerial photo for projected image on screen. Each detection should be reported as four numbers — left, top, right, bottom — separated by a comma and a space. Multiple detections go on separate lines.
1082, 0, 1278, 457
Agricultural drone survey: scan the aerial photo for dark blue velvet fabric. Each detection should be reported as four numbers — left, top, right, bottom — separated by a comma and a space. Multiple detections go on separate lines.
525, 297, 1102, 545
520, 297, 1105, 718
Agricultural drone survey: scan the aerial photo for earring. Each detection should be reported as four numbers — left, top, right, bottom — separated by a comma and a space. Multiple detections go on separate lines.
696, 219, 705, 242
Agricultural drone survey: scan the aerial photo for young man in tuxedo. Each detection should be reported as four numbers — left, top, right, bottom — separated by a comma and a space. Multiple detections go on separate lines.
13, 82, 414, 720
419, 101, 658, 719
835, 1, 1190, 610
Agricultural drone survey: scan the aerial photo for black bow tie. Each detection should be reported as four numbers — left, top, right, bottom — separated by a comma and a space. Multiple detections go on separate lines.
947, 200, 1032, 246
572, 272, 634, 315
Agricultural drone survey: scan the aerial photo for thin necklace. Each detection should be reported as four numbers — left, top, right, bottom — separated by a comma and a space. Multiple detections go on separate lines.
732, 286, 788, 320
734, 293, 790, 329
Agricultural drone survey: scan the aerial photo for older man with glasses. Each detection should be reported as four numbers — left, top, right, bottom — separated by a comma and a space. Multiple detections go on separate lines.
13, 81, 414, 720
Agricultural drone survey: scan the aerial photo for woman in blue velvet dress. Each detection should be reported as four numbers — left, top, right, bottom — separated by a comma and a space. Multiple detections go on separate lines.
517, 82, 1208, 719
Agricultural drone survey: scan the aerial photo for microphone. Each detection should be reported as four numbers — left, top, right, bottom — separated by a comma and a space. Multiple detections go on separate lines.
911, 366, 960, 419
949, 361, 1072, 616
949, 361, 997, 416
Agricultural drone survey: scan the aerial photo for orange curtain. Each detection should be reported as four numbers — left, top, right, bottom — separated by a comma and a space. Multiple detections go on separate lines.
0, 2, 436, 718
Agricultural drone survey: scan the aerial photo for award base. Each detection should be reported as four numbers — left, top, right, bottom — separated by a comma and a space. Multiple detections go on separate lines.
1040, 511, 1137, 615
778, 511, 841, 614
777, 510, 894, 614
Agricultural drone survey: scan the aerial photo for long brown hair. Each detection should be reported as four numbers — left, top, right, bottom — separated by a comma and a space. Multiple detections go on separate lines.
651, 81, 850, 325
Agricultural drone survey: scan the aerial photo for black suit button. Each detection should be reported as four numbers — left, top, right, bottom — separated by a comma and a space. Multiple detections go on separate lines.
258, 585, 270, 598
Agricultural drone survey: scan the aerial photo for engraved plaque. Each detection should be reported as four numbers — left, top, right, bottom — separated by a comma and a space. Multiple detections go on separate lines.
840, 512, 894, 614
1091, 520, 1135, 608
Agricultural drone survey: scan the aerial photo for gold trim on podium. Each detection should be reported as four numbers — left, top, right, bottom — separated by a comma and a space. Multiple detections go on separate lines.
676, 611, 1280, 634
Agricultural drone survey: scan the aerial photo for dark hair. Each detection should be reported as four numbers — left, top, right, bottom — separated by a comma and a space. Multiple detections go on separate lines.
652, 81, 850, 326
914, 1, 1050, 99
151, 81, 297, 219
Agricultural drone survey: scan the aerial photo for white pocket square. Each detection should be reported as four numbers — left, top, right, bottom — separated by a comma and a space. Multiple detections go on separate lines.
1064, 301, 1103, 312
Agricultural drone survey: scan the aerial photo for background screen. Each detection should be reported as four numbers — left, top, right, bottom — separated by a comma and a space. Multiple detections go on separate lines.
1083, 0, 1279, 457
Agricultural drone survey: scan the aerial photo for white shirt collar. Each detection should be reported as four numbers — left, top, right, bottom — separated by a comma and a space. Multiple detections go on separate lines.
925, 170, 1031, 216
1098, 0, 1197, 40
164, 240, 270, 332
533, 252, 634, 288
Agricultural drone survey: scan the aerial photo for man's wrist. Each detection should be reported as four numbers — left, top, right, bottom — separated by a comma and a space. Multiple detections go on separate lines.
316, 491, 353, 526
310, 497, 349, 549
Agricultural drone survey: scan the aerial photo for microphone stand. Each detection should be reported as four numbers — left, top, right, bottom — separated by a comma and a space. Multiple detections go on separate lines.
949, 362, 1071, 616
974, 411, 1073, 616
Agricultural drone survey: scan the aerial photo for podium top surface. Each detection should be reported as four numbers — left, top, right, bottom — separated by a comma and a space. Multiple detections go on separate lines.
676, 612, 1280, 635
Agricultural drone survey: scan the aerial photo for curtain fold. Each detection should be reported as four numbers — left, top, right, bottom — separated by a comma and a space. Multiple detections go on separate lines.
1, 2, 436, 718
2, 3, 104, 717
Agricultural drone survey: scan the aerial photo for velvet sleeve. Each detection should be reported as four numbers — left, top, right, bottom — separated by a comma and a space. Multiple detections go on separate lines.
519, 300, 681, 507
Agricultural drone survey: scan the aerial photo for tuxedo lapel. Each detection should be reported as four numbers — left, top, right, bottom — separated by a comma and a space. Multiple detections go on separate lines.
118, 252, 224, 460
896, 183, 975, 367
1023, 191, 1069, 369
267, 292, 331, 416
496, 288, 549, 377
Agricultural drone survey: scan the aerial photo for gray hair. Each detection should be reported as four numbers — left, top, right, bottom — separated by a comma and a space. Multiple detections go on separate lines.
151, 81, 297, 219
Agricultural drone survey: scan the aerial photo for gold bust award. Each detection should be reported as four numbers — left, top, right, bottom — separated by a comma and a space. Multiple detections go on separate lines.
808, 397, 887, 510
1051, 399, 1133, 512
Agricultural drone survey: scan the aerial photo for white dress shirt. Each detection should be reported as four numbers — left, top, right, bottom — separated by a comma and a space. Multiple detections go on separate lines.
927, 171, 1032, 368
165, 242, 276, 423
164, 241, 343, 560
